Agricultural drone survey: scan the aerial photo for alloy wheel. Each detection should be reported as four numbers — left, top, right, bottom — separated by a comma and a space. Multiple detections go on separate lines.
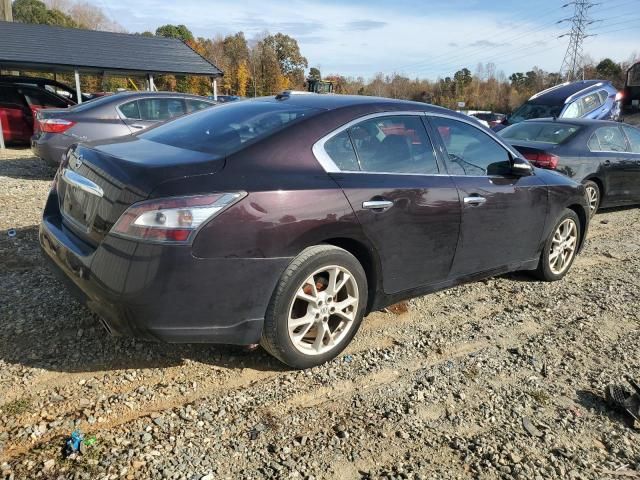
287, 265, 359, 356
585, 184, 599, 216
548, 218, 578, 275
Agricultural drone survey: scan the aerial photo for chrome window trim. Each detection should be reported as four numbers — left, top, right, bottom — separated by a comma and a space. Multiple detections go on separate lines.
312, 111, 439, 175
564, 82, 604, 104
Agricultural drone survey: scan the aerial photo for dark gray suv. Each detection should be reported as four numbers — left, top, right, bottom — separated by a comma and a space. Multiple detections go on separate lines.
31, 91, 215, 165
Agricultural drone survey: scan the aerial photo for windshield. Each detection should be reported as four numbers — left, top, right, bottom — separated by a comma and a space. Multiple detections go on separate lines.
140, 100, 322, 154
499, 122, 581, 144
509, 102, 564, 124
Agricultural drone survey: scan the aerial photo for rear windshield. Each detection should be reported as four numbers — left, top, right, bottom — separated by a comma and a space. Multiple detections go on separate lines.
499, 122, 582, 144
509, 102, 564, 123
140, 100, 322, 154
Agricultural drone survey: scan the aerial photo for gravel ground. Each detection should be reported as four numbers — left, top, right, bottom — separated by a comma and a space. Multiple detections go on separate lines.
1, 148, 639, 480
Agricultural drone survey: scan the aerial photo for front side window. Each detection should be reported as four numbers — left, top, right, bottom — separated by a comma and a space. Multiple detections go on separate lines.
588, 126, 629, 152
622, 126, 640, 153
562, 100, 583, 119
19, 87, 68, 108
141, 100, 321, 155
431, 116, 512, 176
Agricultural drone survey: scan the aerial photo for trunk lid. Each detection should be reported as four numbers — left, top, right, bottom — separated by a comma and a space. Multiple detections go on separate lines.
57, 137, 225, 246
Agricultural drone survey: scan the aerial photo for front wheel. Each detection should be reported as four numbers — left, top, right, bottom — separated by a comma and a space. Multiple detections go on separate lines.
533, 208, 581, 281
260, 245, 368, 369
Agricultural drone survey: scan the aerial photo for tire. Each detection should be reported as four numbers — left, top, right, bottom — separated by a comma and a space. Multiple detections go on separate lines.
533, 208, 581, 282
583, 180, 600, 217
260, 245, 368, 369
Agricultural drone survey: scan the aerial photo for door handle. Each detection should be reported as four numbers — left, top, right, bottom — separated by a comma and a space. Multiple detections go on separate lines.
463, 196, 487, 206
603, 160, 611, 166
130, 124, 145, 129
362, 200, 393, 211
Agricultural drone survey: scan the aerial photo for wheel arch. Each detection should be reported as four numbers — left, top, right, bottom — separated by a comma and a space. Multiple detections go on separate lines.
321, 236, 381, 314
566, 203, 588, 252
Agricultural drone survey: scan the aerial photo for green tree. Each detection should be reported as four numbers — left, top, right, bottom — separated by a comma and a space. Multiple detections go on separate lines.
308, 67, 321, 80
263, 33, 308, 87
596, 58, 622, 79
155, 24, 194, 42
13, 0, 77, 27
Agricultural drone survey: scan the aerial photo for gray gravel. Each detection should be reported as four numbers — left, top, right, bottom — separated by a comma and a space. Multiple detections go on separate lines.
1, 150, 639, 480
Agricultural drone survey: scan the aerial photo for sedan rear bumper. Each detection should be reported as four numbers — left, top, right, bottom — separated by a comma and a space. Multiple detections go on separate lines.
39, 194, 292, 345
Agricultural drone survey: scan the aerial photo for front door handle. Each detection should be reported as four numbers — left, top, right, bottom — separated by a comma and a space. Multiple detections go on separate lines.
463, 196, 487, 206
130, 124, 145, 129
362, 200, 393, 211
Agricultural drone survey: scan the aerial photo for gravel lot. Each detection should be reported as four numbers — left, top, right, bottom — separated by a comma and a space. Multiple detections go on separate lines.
1, 148, 639, 480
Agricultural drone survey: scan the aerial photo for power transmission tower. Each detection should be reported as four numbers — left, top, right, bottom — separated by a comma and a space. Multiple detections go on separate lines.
558, 1, 599, 81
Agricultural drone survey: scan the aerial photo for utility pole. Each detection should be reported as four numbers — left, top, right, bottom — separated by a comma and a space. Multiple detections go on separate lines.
0, 0, 12, 21
558, 1, 599, 82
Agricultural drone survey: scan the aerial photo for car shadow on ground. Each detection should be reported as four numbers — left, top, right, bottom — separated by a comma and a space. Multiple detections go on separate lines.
0, 225, 287, 374
575, 389, 637, 429
0, 150, 57, 181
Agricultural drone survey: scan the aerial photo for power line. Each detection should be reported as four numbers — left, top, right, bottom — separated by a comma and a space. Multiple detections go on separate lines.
559, 0, 599, 81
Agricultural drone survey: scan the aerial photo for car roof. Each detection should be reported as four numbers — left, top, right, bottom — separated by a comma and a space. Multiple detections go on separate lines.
254, 92, 456, 115
528, 80, 611, 105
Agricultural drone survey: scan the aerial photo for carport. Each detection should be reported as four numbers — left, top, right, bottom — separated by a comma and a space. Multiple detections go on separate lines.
0, 20, 223, 149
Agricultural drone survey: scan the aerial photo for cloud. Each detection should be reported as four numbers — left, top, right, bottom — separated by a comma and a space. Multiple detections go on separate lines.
448, 42, 458, 47
468, 40, 508, 48
344, 20, 387, 31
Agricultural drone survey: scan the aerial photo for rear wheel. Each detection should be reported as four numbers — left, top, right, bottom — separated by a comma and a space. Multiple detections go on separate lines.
583, 180, 600, 217
260, 245, 367, 369
533, 208, 580, 281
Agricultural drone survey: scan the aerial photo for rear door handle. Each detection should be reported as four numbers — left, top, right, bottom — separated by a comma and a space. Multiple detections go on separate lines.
463, 196, 487, 206
362, 200, 393, 211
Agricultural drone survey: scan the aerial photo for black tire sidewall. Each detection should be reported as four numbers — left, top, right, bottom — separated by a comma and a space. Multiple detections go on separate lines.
263, 247, 368, 369
537, 209, 581, 281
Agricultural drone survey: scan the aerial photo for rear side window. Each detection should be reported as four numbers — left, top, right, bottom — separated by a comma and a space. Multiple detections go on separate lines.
350, 116, 439, 174
499, 122, 581, 144
186, 99, 213, 113
19, 87, 68, 108
622, 126, 640, 153
140, 100, 321, 154
588, 126, 629, 152
324, 130, 359, 171
0, 86, 24, 106
119, 100, 140, 119
138, 98, 185, 121
431, 116, 511, 176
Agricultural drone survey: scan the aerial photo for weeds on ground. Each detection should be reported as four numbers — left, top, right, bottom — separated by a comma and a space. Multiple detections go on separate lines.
1, 397, 31, 416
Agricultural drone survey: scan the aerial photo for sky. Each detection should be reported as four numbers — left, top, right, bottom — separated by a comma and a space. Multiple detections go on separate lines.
96, 0, 639, 80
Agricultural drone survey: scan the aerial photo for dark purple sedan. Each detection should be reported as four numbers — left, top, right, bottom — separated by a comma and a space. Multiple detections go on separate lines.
40, 92, 590, 368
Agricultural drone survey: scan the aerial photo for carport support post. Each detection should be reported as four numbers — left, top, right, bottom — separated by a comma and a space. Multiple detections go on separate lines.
147, 74, 155, 91
74, 69, 82, 104
212, 78, 218, 101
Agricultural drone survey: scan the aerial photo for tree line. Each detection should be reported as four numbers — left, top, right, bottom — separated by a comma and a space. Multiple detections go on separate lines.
10, 0, 640, 113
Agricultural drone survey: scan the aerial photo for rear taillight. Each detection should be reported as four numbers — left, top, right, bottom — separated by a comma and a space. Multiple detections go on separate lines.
111, 193, 245, 243
615, 91, 624, 102
39, 118, 76, 133
522, 152, 559, 169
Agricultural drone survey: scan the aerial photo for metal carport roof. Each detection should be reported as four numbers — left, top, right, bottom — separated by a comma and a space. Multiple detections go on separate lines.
0, 20, 223, 77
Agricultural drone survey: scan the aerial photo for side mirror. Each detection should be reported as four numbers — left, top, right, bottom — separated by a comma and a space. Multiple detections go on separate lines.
511, 157, 534, 176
